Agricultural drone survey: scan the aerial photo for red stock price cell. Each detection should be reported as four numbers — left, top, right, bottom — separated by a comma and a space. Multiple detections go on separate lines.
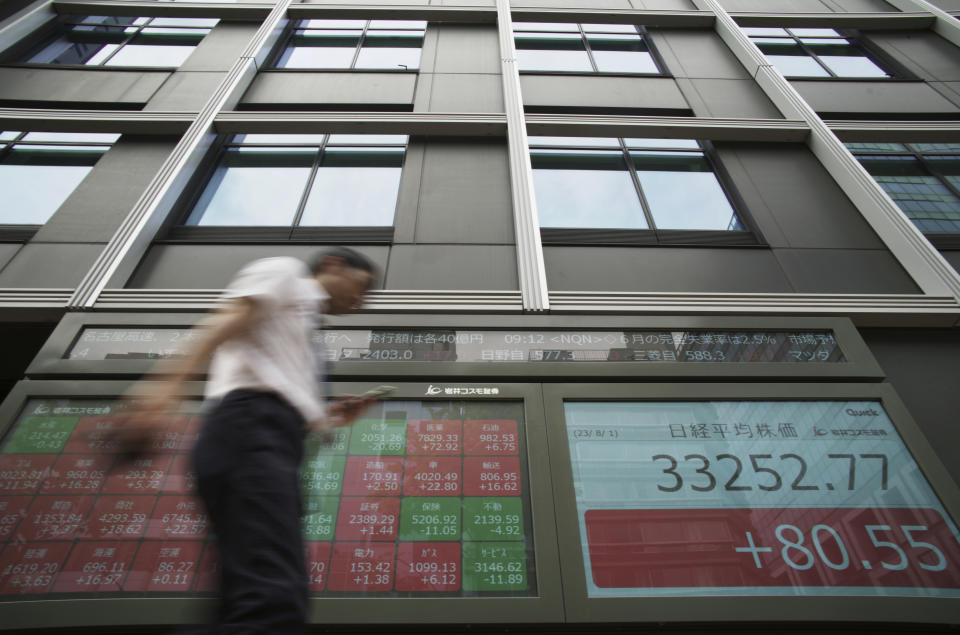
463, 457, 522, 497
41, 454, 113, 494
64, 416, 126, 454
123, 541, 203, 592
0, 541, 71, 594
146, 496, 208, 540
82, 495, 153, 540
21, 495, 95, 541
584, 507, 960, 590
464, 420, 519, 456
396, 542, 461, 592
53, 541, 138, 592
402, 457, 461, 497
406, 420, 462, 455
0, 496, 31, 540
335, 497, 399, 541
161, 455, 197, 495
305, 542, 332, 591
342, 456, 403, 496
102, 455, 173, 495
327, 543, 395, 592
0, 455, 55, 494
192, 543, 219, 592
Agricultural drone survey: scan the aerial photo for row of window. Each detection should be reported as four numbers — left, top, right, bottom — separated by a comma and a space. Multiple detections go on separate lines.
11, 16, 904, 79
3, 132, 958, 240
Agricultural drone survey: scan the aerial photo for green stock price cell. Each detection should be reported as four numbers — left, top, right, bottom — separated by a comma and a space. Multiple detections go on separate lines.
300, 455, 345, 495
399, 497, 460, 541
349, 420, 406, 456
304, 428, 350, 457
462, 542, 527, 592
462, 498, 524, 541
2, 417, 79, 454
302, 497, 339, 541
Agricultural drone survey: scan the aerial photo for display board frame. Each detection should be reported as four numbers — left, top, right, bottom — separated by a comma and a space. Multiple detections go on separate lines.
28, 312, 882, 380
542, 382, 960, 625
0, 380, 564, 630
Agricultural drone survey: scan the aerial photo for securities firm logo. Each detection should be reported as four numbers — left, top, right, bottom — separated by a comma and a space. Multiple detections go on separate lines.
814, 426, 887, 438
425, 385, 500, 396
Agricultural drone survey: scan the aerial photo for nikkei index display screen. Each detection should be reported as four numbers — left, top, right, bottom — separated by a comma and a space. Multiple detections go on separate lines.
0, 398, 535, 599
564, 401, 960, 598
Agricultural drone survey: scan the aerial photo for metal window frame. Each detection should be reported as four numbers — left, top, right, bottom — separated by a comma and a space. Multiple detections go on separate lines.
0, 378, 564, 628
542, 380, 960, 625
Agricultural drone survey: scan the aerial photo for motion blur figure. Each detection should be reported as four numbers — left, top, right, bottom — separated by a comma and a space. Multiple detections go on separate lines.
125, 247, 377, 634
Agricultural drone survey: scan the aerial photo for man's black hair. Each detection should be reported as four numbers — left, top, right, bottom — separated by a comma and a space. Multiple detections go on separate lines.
310, 247, 378, 279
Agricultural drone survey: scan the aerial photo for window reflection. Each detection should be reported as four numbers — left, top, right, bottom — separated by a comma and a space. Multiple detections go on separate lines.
186, 135, 407, 228
514, 23, 660, 74
276, 20, 425, 70
0, 132, 119, 225
26, 16, 216, 67
529, 138, 744, 233
743, 27, 891, 79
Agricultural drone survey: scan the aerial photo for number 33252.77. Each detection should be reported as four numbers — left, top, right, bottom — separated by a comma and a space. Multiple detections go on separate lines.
652, 453, 887, 493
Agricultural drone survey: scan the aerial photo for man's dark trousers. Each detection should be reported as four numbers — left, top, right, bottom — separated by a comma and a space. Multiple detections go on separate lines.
192, 389, 308, 634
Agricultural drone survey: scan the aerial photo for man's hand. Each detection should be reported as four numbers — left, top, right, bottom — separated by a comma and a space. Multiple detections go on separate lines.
110, 387, 181, 460
327, 394, 376, 427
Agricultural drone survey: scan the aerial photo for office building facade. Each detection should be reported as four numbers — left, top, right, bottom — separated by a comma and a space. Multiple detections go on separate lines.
0, 0, 959, 631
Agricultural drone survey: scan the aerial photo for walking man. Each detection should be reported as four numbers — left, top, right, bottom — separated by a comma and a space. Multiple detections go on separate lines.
125, 247, 377, 633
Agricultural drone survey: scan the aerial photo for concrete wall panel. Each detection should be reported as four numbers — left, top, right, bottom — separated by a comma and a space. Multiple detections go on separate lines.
129, 245, 389, 289
870, 31, 960, 83
0, 67, 167, 106
793, 80, 960, 115
414, 73, 503, 112
179, 23, 259, 73
433, 25, 500, 74
385, 245, 518, 290
544, 246, 793, 292
652, 29, 750, 80
413, 140, 514, 244
928, 0, 960, 9
717, 0, 830, 11
33, 136, 177, 243
520, 75, 689, 111
0, 244, 22, 275
774, 249, 920, 293
942, 250, 960, 274
0, 243, 105, 288
144, 71, 228, 111
676, 78, 782, 117
242, 72, 417, 107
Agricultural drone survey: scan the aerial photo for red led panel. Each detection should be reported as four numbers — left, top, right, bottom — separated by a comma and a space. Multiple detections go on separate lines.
20, 495, 95, 541
192, 543, 219, 592
342, 456, 403, 496
146, 496, 208, 540
53, 541, 138, 592
145, 417, 190, 454
395, 542, 461, 592
0, 541, 71, 594
123, 541, 203, 592
0, 496, 30, 541
584, 507, 960, 589
334, 497, 399, 541
64, 416, 125, 454
41, 454, 113, 494
102, 455, 173, 495
402, 457, 461, 497
161, 454, 197, 495
405, 420, 462, 455
178, 418, 205, 452
305, 542, 332, 591
464, 420, 519, 456
0, 455, 55, 494
463, 457, 522, 497
82, 495, 153, 540
326, 543, 395, 592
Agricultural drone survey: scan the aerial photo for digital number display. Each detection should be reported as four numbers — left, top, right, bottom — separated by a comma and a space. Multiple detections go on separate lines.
565, 401, 960, 597
68, 328, 845, 364
0, 398, 535, 599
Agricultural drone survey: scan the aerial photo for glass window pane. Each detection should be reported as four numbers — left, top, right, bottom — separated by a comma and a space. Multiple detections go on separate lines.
637, 170, 741, 230
278, 46, 356, 68
846, 142, 907, 152
516, 48, 592, 72
528, 137, 621, 147
0, 131, 19, 141
0, 164, 92, 224
369, 20, 427, 29
913, 143, 960, 152
581, 23, 638, 34
354, 46, 421, 70
147, 17, 219, 28
790, 28, 840, 37
236, 134, 328, 144
592, 50, 658, 73
926, 156, 960, 176
299, 167, 400, 226
28, 36, 104, 64
86, 43, 120, 65
513, 22, 580, 32
303, 19, 367, 29
768, 55, 830, 77
625, 138, 700, 149
186, 149, 314, 226
327, 135, 408, 145
515, 31, 582, 40
820, 55, 889, 77
103, 44, 195, 67
743, 27, 789, 36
